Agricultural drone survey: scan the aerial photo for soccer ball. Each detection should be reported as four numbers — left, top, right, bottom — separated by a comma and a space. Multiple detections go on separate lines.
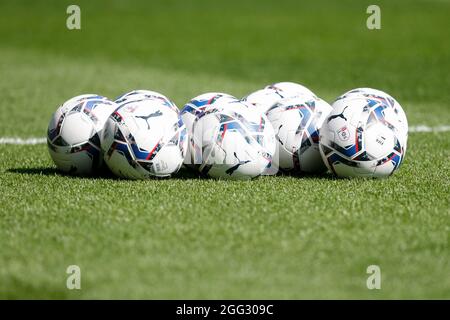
243, 82, 317, 114
180, 92, 238, 167
265, 82, 317, 98
102, 97, 187, 179
115, 89, 179, 114
181, 92, 238, 134
319, 95, 408, 178
242, 88, 287, 115
47, 94, 117, 175
191, 100, 276, 179
334, 88, 408, 147
266, 96, 332, 173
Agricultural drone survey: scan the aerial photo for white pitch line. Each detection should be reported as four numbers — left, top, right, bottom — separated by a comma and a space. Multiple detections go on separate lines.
0, 137, 47, 145
409, 125, 450, 133
0, 125, 448, 145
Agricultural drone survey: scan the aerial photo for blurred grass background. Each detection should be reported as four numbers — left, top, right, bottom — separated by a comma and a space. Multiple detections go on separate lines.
0, 0, 448, 299
0, 0, 449, 136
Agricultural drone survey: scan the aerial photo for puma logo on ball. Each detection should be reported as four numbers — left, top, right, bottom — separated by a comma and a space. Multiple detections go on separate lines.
327, 106, 349, 123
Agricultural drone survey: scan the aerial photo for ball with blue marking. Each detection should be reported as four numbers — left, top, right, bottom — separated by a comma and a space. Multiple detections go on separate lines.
47, 94, 117, 175
319, 93, 408, 178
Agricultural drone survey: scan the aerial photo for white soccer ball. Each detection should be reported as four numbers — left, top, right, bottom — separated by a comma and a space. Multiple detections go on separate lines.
115, 89, 179, 114
47, 94, 117, 175
266, 96, 333, 173
180, 92, 238, 140
242, 88, 287, 115
243, 82, 317, 115
319, 95, 408, 178
191, 100, 276, 179
102, 98, 187, 179
180, 92, 238, 167
265, 82, 317, 98
334, 88, 408, 147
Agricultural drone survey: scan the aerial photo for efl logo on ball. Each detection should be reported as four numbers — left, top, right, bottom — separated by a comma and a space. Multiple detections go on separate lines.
338, 126, 350, 141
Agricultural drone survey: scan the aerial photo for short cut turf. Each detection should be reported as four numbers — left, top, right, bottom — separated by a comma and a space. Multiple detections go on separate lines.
0, 0, 449, 298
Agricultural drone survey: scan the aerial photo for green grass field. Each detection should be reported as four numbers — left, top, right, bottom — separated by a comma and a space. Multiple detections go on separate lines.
0, 0, 449, 299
